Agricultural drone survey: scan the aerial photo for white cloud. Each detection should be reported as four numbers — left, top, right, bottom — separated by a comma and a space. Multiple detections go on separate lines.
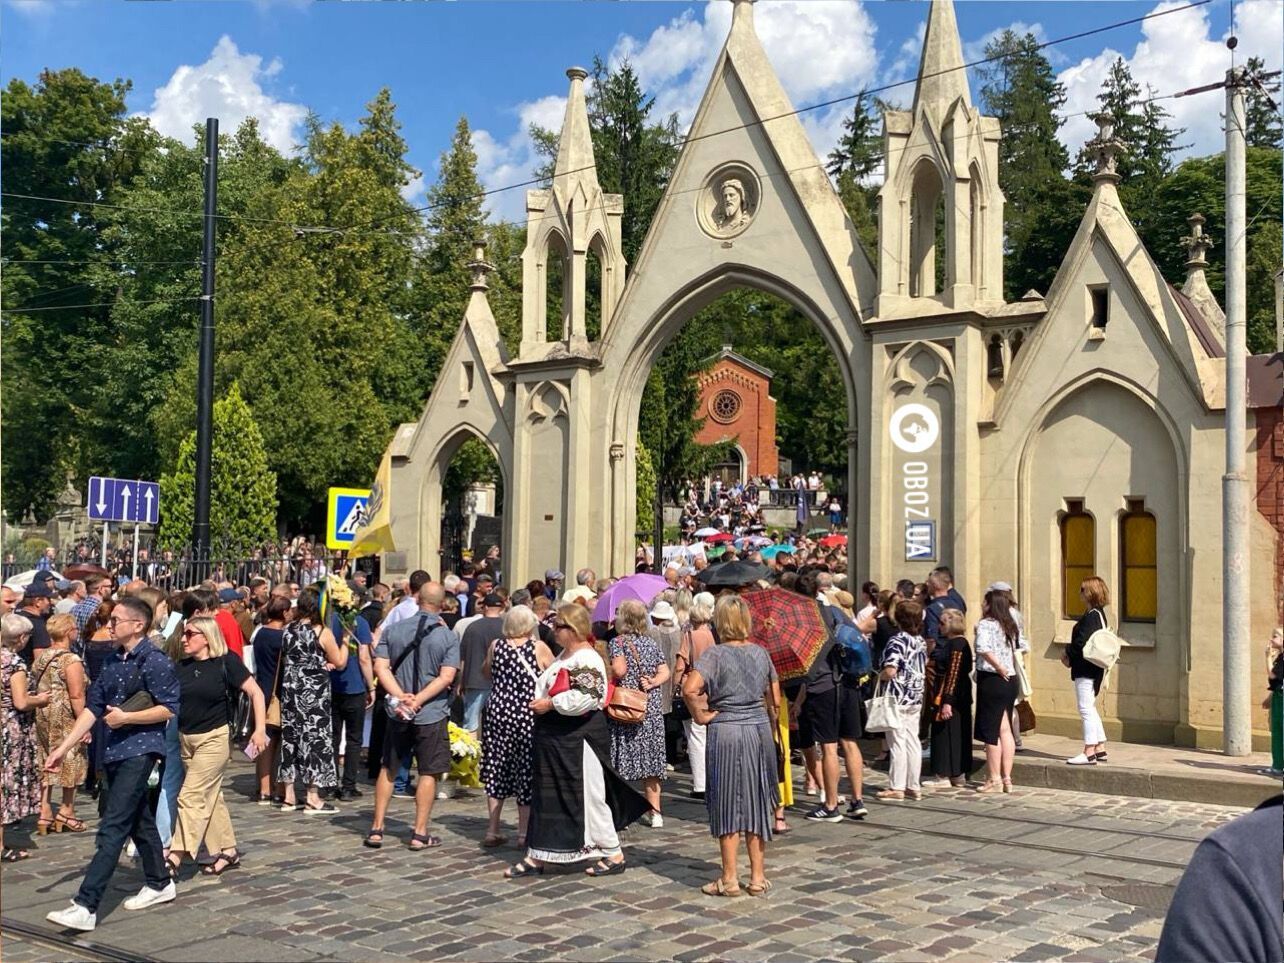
400, 173, 425, 205
470, 94, 567, 222
1057, 0, 1284, 161
143, 36, 308, 155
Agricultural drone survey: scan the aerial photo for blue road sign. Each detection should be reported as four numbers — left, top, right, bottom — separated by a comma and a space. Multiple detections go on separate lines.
88, 476, 161, 524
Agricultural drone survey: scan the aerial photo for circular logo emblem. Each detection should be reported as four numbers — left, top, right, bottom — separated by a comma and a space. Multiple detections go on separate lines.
888, 403, 939, 454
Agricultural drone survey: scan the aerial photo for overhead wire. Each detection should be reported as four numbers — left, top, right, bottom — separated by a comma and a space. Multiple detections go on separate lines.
0, 295, 201, 315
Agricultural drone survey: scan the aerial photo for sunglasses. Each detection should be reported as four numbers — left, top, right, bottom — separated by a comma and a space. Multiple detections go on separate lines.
182, 629, 205, 640
107, 617, 142, 628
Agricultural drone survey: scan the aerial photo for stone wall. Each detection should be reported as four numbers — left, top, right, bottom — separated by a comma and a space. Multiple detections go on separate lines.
1255, 403, 1284, 622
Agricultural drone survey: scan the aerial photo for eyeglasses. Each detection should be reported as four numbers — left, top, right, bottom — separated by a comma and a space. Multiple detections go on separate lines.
107, 617, 142, 628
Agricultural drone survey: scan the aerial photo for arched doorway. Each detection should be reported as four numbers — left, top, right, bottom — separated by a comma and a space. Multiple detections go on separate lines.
420, 426, 507, 580
600, 265, 865, 575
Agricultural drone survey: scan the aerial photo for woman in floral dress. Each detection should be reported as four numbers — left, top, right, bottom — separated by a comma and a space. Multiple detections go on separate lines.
2, 613, 50, 861
607, 600, 671, 827
32, 614, 88, 833
277, 588, 347, 814
480, 606, 555, 848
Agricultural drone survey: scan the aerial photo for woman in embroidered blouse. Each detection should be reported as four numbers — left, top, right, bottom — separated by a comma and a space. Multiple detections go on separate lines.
925, 608, 973, 787
973, 590, 1028, 794
877, 601, 927, 801
505, 604, 649, 880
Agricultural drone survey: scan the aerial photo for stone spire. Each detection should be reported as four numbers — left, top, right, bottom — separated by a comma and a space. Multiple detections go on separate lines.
467, 238, 493, 293
553, 66, 596, 182
1180, 213, 1226, 336
1086, 113, 1125, 186
912, 0, 971, 114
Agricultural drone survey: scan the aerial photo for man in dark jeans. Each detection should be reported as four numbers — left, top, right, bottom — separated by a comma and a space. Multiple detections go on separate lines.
43, 595, 180, 932
329, 604, 375, 800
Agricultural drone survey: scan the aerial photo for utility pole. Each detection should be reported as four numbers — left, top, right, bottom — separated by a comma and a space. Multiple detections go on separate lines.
193, 118, 219, 577
1221, 67, 1250, 756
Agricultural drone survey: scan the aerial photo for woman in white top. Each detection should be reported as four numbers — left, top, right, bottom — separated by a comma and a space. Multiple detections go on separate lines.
973, 591, 1028, 794
505, 605, 649, 880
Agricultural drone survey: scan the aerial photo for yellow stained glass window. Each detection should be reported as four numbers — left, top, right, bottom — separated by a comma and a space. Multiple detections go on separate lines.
1061, 509, 1094, 618
1121, 509, 1157, 622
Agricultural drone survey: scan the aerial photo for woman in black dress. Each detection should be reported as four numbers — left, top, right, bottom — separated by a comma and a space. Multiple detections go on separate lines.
927, 609, 973, 786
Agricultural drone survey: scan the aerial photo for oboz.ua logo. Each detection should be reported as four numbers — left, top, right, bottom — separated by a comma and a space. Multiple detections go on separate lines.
889, 403, 940, 454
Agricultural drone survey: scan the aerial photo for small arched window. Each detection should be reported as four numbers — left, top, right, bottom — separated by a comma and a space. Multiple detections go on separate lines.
1120, 499, 1157, 622
987, 333, 1005, 380
1060, 500, 1095, 618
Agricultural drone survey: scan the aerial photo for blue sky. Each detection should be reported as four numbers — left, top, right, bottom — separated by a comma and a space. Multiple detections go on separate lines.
4, 0, 1280, 220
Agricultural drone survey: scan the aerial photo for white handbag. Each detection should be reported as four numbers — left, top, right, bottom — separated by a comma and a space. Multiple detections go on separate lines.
1083, 609, 1125, 670
863, 676, 902, 733
1011, 641, 1033, 700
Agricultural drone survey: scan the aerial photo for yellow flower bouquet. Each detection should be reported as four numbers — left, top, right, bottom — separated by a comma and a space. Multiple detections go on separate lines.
447, 722, 482, 788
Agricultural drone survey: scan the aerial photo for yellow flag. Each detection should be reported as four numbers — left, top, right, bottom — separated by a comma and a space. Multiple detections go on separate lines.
348, 448, 396, 558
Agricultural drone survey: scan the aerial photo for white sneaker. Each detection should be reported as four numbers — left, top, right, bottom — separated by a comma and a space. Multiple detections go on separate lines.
47, 901, 97, 931
123, 880, 176, 911
1066, 753, 1097, 766
640, 811, 664, 828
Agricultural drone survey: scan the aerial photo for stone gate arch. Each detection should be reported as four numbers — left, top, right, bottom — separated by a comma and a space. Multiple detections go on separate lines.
418, 423, 511, 577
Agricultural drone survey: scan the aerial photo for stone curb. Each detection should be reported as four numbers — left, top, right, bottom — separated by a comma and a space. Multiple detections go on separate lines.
1000, 757, 1280, 808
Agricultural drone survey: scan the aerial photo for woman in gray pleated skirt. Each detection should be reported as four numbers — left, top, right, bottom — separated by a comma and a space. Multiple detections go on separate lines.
681, 595, 781, 898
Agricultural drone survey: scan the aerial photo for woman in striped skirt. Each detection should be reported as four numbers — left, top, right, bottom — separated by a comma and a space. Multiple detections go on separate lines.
681, 595, 781, 897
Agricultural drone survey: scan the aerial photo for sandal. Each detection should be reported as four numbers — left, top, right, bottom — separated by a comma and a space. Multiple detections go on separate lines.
746, 879, 773, 897
875, 789, 905, 800
773, 819, 791, 835
36, 816, 58, 836
585, 858, 626, 877
165, 855, 181, 880
1, 848, 30, 862
505, 858, 544, 878
481, 834, 508, 848
700, 878, 741, 897
363, 828, 385, 849
201, 852, 241, 876
975, 780, 1004, 794
55, 810, 86, 833
408, 833, 441, 851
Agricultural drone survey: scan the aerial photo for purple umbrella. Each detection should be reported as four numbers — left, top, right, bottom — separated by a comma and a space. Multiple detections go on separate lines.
592, 573, 669, 623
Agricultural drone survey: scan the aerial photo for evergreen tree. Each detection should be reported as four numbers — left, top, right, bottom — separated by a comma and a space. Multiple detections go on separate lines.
416, 117, 487, 388
978, 30, 1083, 298
159, 383, 277, 554
826, 93, 882, 257
1244, 56, 1283, 149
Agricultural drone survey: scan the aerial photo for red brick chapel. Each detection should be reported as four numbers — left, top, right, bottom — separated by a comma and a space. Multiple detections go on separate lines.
694, 347, 779, 483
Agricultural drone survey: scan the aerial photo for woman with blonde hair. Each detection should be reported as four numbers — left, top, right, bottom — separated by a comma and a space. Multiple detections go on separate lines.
32, 613, 88, 834
607, 599, 670, 826
3, 613, 50, 861
1062, 576, 1110, 766
165, 616, 268, 877
506, 604, 648, 879
682, 595, 780, 897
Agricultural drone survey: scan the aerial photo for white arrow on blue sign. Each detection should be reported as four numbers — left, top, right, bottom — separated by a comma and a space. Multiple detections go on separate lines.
88, 476, 161, 524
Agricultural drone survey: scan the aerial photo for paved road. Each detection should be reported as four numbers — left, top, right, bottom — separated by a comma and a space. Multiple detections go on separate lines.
0, 758, 1242, 963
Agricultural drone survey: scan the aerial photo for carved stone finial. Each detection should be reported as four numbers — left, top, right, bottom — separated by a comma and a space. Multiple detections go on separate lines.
467, 238, 493, 292
1086, 113, 1125, 184
566, 66, 588, 83
1181, 213, 1215, 269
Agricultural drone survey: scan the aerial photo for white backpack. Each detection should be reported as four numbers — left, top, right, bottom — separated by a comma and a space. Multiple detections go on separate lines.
1083, 609, 1125, 670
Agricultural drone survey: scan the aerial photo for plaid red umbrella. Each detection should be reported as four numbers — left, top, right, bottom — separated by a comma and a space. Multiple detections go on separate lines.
740, 587, 830, 682
818, 533, 847, 549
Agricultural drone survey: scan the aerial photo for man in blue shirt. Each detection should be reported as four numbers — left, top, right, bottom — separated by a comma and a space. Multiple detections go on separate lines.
329, 603, 374, 800
43, 595, 181, 933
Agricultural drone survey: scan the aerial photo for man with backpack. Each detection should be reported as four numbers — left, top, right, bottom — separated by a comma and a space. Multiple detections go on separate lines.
829, 591, 877, 821
365, 582, 460, 850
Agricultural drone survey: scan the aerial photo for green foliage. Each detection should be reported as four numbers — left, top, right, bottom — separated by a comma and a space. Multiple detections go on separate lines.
443, 438, 502, 510
1244, 57, 1283, 149
1143, 146, 1283, 354
978, 30, 1084, 299
159, 383, 277, 554
827, 93, 883, 257
635, 441, 657, 536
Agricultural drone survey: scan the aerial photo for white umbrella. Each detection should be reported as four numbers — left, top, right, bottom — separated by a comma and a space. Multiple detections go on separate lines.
693, 527, 721, 538
5, 569, 60, 590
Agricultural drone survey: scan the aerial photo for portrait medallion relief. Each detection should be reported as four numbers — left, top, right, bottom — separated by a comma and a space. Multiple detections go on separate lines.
697, 163, 761, 240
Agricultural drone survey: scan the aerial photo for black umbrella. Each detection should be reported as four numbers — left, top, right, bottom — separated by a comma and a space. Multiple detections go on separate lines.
697, 560, 771, 587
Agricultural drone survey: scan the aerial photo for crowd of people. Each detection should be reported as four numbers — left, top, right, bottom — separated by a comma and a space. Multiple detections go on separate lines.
676, 473, 845, 542
4, 539, 1274, 932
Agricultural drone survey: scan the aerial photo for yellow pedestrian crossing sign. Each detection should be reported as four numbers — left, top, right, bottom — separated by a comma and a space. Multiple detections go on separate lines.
326, 487, 371, 550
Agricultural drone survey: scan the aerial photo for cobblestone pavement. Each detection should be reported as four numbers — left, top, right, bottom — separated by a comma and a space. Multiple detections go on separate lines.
0, 758, 1244, 963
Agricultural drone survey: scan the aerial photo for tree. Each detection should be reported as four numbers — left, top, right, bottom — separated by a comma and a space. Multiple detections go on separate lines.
978, 30, 1084, 299
1244, 56, 1283, 149
159, 383, 277, 554
416, 116, 487, 388
826, 93, 882, 257
0, 69, 151, 520
635, 441, 657, 536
